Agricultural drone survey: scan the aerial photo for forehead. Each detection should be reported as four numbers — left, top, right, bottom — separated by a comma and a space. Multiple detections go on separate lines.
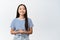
19, 5, 25, 9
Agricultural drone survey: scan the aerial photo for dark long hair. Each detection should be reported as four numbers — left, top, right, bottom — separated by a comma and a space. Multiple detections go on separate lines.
16, 4, 28, 31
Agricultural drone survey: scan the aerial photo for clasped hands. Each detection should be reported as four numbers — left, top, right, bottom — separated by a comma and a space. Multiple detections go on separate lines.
16, 30, 28, 34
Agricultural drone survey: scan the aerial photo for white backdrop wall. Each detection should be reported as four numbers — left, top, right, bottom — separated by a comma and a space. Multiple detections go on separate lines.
0, 0, 60, 40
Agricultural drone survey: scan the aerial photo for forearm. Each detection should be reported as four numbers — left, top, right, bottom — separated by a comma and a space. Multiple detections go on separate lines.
24, 30, 32, 34
17, 30, 32, 34
11, 31, 19, 35
11, 29, 33, 34
24, 28, 33, 34
11, 30, 25, 34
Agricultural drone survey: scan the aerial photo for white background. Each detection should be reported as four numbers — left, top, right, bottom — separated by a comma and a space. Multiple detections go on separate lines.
0, 0, 60, 40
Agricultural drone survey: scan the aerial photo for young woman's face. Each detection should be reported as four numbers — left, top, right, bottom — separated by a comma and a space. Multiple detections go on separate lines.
18, 5, 26, 16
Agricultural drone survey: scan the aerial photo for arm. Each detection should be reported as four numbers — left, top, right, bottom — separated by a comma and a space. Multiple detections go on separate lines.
10, 29, 19, 35
24, 27, 33, 34
10, 28, 33, 34
18, 27, 33, 34
10, 29, 25, 35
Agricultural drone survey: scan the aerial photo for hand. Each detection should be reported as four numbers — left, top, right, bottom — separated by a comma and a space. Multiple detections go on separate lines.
18, 30, 25, 34
24, 31, 28, 34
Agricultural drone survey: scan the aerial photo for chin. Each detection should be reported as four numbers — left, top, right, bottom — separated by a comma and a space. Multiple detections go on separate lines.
20, 13, 25, 15
20, 14, 24, 16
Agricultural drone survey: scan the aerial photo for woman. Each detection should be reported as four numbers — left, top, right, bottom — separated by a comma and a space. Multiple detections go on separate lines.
10, 4, 34, 40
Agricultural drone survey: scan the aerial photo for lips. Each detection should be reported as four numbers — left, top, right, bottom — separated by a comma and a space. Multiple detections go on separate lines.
21, 12, 24, 13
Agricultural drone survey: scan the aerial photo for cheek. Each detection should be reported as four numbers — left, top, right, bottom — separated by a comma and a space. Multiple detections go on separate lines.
24, 10, 26, 13
20, 10, 26, 13
18, 9, 21, 13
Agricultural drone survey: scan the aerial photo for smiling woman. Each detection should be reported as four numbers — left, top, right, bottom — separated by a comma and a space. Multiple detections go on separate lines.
10, 4, 34, 40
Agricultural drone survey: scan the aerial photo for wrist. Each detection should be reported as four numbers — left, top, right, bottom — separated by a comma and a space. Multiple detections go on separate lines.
24, 31, 28, 34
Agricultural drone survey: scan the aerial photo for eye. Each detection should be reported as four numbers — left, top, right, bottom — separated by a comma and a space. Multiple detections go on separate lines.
20, 8, 22, 10
19, 6, 26, 10
23, 8, 25, 10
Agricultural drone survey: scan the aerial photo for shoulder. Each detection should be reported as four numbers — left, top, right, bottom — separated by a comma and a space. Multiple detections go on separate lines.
28, 18, 33, 22
28, 18, 34, 27
11, 18, 17, 22
13, 18, 16, 20
28, 18, 32, 21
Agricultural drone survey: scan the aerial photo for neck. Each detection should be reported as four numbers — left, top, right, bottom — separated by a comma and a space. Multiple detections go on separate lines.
19, 15, 25, 19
